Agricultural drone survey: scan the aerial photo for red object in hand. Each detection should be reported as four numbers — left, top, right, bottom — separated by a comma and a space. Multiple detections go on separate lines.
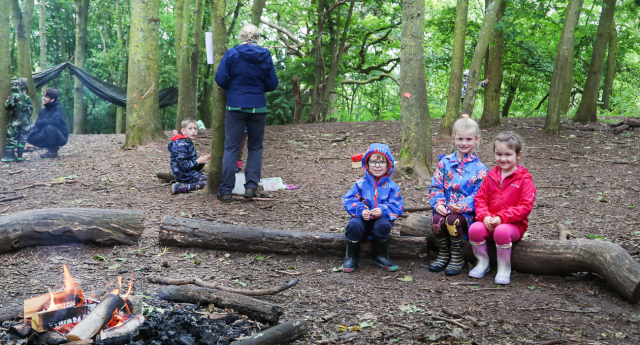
351, 153, 364, 162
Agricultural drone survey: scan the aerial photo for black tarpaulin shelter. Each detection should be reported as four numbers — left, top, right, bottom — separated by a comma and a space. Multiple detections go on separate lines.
23, 62, 178, 108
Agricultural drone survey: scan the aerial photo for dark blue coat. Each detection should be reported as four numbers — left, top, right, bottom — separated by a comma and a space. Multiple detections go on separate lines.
33, 100, 68, 138
214, 43, 279, 108
168, 134, 204, 183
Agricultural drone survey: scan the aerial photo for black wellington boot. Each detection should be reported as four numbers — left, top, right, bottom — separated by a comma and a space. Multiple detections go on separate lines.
429, 237, 451, 272
342, 240, 360, 273
1, 146, 15, 162
16, 144, 25, 162
374, 240, 398, 272
445, 237, 465, 276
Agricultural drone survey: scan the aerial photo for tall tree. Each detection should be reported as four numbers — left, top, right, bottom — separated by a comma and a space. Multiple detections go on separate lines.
58, 27, 74, 132
400, 0, 432, 184
73, 0, 89, 134
115, 0, 127, 134
460, 0, 503, 115
574, 0, 617, 122
189, 0, 204, 125
601, 20, 617, 111
124, 0, 163, 147
174, 0, 193, 129
544, 0, 584, 132
10, 0, 41, 119
441, 0, 469, 135
479, 0, 506, 127
251, 0, 266, 27
39, 0, 47, 88
0, 0, 11, 159
206, 0, 226, 194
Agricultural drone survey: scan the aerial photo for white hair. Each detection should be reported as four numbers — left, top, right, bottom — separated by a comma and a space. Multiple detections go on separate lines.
239, 24, 260, 41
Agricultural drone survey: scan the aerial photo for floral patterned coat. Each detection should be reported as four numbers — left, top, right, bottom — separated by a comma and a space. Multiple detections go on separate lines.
429, 152, 488, 225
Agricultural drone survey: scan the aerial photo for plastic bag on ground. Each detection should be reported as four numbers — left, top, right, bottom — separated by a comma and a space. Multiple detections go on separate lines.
232, 173, 245, 195
260, 177, 284, 191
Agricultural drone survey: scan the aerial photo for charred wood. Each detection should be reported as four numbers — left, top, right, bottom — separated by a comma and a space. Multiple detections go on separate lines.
66, 294, 125, 341
0, 305, 22, 322
148, 276, 298, 296
231, 320, 307, 345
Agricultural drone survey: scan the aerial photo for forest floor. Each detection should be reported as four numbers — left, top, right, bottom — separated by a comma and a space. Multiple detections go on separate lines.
1, 117, 639, 344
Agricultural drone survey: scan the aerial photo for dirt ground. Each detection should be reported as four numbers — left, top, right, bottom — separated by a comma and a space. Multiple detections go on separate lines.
1, 117, 639, 344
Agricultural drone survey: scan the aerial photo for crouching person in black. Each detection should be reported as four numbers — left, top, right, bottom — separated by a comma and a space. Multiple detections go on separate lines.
27, 88, 68, 159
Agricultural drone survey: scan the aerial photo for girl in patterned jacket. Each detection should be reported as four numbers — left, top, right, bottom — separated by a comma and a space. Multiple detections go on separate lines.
341, 143, 404, 272
429, 116, 488, 276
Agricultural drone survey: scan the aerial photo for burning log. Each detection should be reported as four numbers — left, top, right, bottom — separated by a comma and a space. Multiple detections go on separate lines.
24, 289, 85, 319
159, 285, 284, 324
66, 294, 125, 341
159, 216, 427, 258
147, 276, 298, 296
401, 214, 640, 304
97, 314, 145, 341
0, 208, 145, 254
31, 305, 89, 332
231, 320, 308, 345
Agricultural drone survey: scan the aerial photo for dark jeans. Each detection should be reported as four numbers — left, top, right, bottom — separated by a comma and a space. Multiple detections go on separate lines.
431, 213, 468, 239
27, 125, 68, 149
219, 110, 266, 194
345, 217, 392, 242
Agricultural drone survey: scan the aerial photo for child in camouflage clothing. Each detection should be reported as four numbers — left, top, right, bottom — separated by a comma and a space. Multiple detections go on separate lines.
168, 118, 211, 194
2, 78, 33, 162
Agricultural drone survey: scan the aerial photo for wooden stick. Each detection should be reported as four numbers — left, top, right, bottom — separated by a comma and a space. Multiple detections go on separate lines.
8, 169, 24, 175
147, 276, 299, 296
230, 320, 307, 345
389, 322, 413, 330
0, 195, 24, 203
98, 314, 145, 341
430, 315, 470, 329
14, 180, 77, 190
404, 205, 433, 212
275, 270, 303, 276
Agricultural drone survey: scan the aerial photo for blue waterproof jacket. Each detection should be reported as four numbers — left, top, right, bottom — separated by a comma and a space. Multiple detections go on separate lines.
342, 143, 404, 222
214, 43, 279, 108
429, 152, 488, 225
168, 134, 204, 183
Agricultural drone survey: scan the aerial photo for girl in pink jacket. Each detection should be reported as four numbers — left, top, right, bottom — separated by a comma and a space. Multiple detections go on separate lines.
470, 132, 536, 284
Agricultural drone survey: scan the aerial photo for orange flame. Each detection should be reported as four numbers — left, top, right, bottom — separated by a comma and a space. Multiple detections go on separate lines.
124, 273, 134, 297
118, 275, 122, 292
63, 264, 80, 291
46, 290, 55, 311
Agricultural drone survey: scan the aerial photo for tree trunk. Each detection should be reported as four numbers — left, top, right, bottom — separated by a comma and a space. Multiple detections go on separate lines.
159, 216, 428, 258
501, 75, 520, 117
231, 320, 308, 345
479, 0, 506, 127
400, 214, 640, 304
441, 0, 468, 136
251, 0, 266, 27
198, 65, 213, 127
460, 0, 502, 116
39, 0, 47, 89
159, 285, 284, 324
205, 0, 227, 194
73, 0, 89, 134
399, 0, 433, 184
125, 0, 164, 147
10, 0, 41, 120
574, 0, 617, 122
0, 0, 10, 159
0, 208, 145, 254
190, 0, 204, 122
59, 28, 74, 133
308, 0, 326, 123
292, 76, 302, 124
601, 20, 617, 111
115, 0, 126, 134
175, 0, 192, 130
544, 0, 584, 132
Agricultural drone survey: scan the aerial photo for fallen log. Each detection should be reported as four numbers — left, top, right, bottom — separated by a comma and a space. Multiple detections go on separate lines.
613, 125, 629, 134
231, 320, 307, 345
159, 216, 427, 258
156, 171, 175, 182
0, 305, 23, 322
158, 285, 283, 324
147, 276, 298, 296
66, 294, 125, 341
610, 118, 640, 127
401, 214, 640, 303
0, 208, 145, 254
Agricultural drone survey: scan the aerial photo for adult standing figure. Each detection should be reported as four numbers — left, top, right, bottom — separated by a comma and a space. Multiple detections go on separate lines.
214, 24, 279, 202
27, 88, 68, 158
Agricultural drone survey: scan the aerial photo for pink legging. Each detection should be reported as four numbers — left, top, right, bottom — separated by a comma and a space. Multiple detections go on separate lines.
468, 221, 521, 246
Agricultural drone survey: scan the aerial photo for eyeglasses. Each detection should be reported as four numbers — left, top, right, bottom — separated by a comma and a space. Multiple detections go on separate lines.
368, 160, 387, 167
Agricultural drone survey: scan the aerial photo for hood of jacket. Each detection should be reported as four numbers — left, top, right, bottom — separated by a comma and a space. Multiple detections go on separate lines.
361, 143, 395, 186
235, 43, 272, 64
168, 134, 189, 152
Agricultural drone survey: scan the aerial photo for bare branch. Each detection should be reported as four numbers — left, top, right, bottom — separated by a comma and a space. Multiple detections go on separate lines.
341, 73, 399, 86
260, 18, 303, 46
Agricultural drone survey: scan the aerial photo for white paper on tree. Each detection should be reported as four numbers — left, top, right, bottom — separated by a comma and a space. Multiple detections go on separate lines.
205, 32, 214, 64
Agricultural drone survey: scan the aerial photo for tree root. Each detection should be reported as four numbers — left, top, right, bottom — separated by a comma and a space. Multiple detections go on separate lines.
147, 276, 298, 296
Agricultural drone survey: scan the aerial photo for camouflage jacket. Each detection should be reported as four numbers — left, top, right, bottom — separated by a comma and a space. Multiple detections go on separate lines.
168, 134, 204, 183
5, 91, 33, 119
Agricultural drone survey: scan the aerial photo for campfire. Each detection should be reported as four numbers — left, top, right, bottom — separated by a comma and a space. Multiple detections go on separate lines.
23, 264, 144, 342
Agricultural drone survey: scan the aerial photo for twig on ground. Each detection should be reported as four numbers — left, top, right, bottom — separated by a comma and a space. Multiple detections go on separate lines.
0, 196, 24, 203
147, 276, 298, 296
549, 157, 568, 162
8, 169, 24, 175
389, 322, 413, 330
275, 270, 303, 276
470, 288, 504, 291
15, 180, 77, 190
289, 216, 301, 229
430, 315, 470, 329
317, 333, 359, 344
441, 307, 462, 319
404, 206, 433, 212
1, 206, 9, 213
449, 282, 479, 286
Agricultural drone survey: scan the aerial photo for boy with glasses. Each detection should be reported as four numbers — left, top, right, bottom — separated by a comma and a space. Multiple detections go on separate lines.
341, 143, 405, 272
